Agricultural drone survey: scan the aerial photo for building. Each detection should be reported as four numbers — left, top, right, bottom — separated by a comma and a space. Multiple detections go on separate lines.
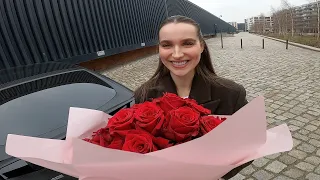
268, 1, 319, 34
0, 0, 236, 70
293, 1, 320, 33
237, 23, 246, 32
244, 19, 249, 31
245, 16, 273, 32
228, 22, 238, 29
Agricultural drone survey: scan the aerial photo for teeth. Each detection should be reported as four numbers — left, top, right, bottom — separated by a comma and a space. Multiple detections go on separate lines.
172, 61, 187, 66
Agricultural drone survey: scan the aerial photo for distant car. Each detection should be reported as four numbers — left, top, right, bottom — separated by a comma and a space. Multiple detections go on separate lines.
0, 62, 135, 180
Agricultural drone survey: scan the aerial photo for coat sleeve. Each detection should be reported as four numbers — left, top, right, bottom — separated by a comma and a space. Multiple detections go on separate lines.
234, 84, 248, 112
222, 85, 253, 180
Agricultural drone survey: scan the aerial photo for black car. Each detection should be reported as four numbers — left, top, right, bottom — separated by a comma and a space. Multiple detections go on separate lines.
0, 62, 135, 179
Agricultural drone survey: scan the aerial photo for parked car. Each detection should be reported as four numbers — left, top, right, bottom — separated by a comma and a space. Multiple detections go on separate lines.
0, 62, 135, 179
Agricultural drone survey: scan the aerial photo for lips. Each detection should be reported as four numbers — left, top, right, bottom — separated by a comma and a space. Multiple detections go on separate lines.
171, 60, 189, 68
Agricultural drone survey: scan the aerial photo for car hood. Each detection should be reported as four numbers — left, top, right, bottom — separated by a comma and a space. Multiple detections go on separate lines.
0, 69, 117, 162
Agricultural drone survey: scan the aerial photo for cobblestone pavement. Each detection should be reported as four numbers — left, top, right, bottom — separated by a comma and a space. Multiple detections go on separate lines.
102, 32, 320, 180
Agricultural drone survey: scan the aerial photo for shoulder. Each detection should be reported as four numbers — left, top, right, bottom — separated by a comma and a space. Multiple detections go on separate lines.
212, 76, 246, 95
133, 80, 165, 104
210, 76, 247, 113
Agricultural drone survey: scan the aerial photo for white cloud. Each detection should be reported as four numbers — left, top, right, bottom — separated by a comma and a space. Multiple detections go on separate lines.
188, 0, 309, 23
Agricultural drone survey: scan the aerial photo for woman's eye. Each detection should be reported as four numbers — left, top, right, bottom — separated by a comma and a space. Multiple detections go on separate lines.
183, 42, 194, 46
161, 44, 171, 48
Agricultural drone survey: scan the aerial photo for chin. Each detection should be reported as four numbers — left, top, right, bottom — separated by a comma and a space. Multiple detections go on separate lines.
170, 69, 193, 78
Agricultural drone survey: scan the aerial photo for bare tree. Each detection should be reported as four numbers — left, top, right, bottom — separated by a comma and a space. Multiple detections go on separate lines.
273, 8, 289, 35
260, 13, 266, 33
252, 23, 259, 33
271, 6, 279, 34
252, 20, 264, 34
271, 6, 285, 35
273, 7, 290, 35
282, 0, 295, 37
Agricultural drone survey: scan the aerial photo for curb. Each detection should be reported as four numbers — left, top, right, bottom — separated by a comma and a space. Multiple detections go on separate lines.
255, 34, 320, 53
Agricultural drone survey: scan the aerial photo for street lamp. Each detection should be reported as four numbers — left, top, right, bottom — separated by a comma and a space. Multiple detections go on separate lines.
214, 24, 218, 34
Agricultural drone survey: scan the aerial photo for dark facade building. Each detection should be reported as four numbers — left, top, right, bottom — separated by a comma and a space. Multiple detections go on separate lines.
0, 0, 236, 70
237, 23, 246, 32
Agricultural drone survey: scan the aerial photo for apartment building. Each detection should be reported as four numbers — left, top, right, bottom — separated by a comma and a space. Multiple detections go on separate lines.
294, 1, 319, 33
228, 22, 238, 29
245, 16, 273, 32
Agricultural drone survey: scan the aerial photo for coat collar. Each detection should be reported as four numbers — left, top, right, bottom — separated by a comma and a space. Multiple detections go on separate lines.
158, 73, 218, 105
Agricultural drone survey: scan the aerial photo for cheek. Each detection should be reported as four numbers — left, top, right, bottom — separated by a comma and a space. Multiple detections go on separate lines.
159, 49, 171, 61
188, 48, 202, 61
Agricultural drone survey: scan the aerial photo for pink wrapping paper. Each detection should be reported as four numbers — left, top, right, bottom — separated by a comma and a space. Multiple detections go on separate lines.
5, 96, 293, 180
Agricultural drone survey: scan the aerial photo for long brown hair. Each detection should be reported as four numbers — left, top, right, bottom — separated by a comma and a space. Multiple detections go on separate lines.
134, 15, 218, 103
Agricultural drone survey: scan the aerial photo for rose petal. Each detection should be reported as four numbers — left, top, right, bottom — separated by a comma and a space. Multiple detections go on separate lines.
162, 106, 201, 142
175, 126, 199, 135
154, 93, 186, 114
185, 98, 211, 115
121, 130, 157, 154
134, 102, 165, 135
111, 130, 130, 138
99, 136, 105, 147
107, 108, 135, 132
200, 116, 223, 134
152, 137, 173, 149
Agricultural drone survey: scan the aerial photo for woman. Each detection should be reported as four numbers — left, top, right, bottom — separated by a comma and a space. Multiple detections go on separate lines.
134, 15, 252, 179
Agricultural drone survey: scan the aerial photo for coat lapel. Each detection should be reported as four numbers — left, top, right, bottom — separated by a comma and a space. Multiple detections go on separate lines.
158, 74, 177, 95
159, 74, 221, 113
189, 74, 220, 113
189, 74, 212, 104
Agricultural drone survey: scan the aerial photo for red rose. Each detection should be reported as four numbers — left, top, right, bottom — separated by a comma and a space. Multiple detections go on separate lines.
122, 130, 157, 154
185, 98, 211, 115
131, 103, 141, 110
83, 128, 119, 148
134, 102, 165, 135
162, 106, 200, 142
153, 93, 185, 114
107, 135, 124, 150
200, 116, 223, 135
106, 130, 133, 149
152, 136, 174, 149
107, 108, 135, 132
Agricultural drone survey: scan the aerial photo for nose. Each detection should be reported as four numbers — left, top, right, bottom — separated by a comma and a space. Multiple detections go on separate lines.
172, 46, 183, 59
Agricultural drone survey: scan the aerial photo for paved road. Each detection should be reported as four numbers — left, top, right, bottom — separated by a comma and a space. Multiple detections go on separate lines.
102, 32, 320, 180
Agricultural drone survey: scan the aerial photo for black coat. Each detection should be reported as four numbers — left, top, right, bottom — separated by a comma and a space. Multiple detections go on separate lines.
134, 73, 253, 179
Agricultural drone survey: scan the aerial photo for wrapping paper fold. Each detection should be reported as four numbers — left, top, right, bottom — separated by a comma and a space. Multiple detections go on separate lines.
6, 96, 293, 180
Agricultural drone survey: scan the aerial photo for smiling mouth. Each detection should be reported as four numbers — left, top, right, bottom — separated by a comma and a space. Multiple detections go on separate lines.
171, 60, 189, 67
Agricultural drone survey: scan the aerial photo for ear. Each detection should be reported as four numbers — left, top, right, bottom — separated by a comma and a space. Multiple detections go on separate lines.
200, 41, 205, 53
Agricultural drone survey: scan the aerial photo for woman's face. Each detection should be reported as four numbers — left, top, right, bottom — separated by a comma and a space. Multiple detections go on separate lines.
159, 22, 204, 78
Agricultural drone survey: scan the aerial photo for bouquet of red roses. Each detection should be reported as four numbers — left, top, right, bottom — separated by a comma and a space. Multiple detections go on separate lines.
83, 93, 226, 154
6, 94, 293, 180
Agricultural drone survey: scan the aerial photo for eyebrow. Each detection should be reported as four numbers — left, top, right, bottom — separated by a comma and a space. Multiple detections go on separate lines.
160, 38, 196, 43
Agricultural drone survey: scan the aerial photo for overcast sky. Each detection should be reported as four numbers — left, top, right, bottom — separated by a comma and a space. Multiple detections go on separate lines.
188, 0, 309, 23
